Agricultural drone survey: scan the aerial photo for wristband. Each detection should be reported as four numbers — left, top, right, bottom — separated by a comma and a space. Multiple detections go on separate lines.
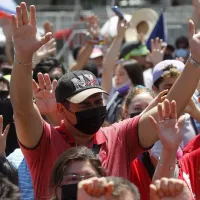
14, 58, 33, 66
188, 54, 200, 68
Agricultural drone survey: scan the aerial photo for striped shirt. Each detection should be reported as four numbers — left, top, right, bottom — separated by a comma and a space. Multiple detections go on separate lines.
7, 148, 34, 200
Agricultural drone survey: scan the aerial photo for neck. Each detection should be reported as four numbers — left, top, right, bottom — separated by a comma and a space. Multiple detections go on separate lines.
63, 119, 94, 145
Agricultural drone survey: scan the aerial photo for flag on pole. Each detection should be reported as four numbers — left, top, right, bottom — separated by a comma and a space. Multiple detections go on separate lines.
0, 0, 16, 18
146, 12, 167, 50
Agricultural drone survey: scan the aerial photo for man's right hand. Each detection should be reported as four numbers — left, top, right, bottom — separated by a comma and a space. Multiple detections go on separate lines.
11, 2, 52, 62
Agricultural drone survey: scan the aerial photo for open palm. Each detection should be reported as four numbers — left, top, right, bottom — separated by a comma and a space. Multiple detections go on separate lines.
33, 73, 57, 115
149, 100, 185, 150
11, 2, 52, 60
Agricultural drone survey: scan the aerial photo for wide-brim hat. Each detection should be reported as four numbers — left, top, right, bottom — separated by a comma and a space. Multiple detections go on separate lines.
125, 8, 158, 42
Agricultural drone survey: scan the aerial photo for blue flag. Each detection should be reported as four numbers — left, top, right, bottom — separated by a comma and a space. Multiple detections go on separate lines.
146, 12, 167, 50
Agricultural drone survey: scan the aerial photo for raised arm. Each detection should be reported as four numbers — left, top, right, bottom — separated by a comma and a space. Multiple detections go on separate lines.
10, 2, 52, 148
71, 16, 99, 71
138, 20, 200, 148
149, 100, 185, 182
101, 18, 130, 93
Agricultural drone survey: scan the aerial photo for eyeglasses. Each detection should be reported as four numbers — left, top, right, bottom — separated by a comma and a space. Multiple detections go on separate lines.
61, 174, 97, 185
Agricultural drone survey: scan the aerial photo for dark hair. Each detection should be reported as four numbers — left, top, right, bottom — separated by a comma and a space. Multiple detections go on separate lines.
106, 176, 140, 200
124, 87, 153, 111
0, 76, 10, 91
0, 173, 20, 200
50, 146, 104, 197
0, 156, 18, 186
84, 62, 98, 78
122, 61, 144, 86
33, 57, 65, 82
175, 36, 189, 49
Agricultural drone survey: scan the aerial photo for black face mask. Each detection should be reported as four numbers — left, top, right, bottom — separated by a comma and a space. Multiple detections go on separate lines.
61, 184, 78, 200
130, 112, 141, 118
66, 106, 107, 135
0, 91, 9, 99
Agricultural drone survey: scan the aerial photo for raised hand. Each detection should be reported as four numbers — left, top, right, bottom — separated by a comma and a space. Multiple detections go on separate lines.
87, 15, 100, 39
0, 116, 10, 157
150, 178, 192, 200
117, 17, 130, 39
141, 90, 168, 115
188, 20, 200, 63
33, 73, 57, 115
149, 100, 185, 151
77, 177, 113, 200
11, 2, 52, 62
33, 38, 56, 66
146, 38, 166, 66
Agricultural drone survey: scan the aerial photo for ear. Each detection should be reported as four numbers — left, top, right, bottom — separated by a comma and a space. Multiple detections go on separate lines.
57, 103, 66, 118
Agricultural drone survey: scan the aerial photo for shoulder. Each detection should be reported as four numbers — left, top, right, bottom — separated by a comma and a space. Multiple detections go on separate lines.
102, 116, 140, 137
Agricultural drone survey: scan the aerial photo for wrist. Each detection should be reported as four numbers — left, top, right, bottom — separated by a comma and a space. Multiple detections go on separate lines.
15, 53, 33, 64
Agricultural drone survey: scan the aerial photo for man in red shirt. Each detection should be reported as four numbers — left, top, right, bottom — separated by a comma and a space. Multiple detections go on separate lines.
10, 2, 200, 200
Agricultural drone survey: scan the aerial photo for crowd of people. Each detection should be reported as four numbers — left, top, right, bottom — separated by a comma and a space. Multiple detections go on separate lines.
1, 1, 200, 200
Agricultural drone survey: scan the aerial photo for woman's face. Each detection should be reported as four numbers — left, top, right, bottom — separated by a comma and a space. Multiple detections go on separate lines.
114, 65, 130, 87
61, 160, 99, 185
127, 92, 153, 117
56, 160, 99, 199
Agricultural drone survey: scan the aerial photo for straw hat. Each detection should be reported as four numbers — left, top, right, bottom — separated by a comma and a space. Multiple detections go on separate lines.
125, 8, 158, 42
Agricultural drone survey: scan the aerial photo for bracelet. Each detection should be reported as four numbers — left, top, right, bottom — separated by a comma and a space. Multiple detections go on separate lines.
14, 59, 33, 66
188, 54, 200, 68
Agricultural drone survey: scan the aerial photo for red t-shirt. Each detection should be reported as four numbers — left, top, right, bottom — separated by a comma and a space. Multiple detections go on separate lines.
20, 116, 146, 199
130, 158, 151, 200
178, 147, 200, 200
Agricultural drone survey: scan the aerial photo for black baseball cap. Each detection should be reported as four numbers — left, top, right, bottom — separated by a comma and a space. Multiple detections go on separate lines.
55, 70, 108, 103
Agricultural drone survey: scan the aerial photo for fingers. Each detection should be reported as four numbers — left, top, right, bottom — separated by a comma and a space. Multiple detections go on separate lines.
16, 6, 23, 27
163, 99, 171, 119
0, 116, 2, 135
0, 116, 9, 137
37, 73, 45, 90
52, 79, 58, 92
32, 79, 40, 93
177, 115, 185, 130
44, 74, 52, 90
30, 5, 36, 26
3, 124, 10, 138
11, 15, 17, 31
20, 2, 29, 25
157, 103, 164, 122
40, 32, 52, 46
188, 19, 195, 40
149, 184, 159, 200
156, 89, 168, 102
170, 100, 177, 119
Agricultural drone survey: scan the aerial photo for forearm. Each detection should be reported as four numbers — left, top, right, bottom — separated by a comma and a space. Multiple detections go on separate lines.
139, 61, 200, 148
101, 36, 123, 93
167, 61, 200, 116
71, 43, 93, 71
10, 54, 34, 112
152, 148, 177, 182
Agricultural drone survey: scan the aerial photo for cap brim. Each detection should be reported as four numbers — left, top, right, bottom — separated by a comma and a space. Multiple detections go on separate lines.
67, 88, 108, 104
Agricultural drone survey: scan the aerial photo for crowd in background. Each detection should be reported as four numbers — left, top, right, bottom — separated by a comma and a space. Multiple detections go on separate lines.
1, 1, 200, 200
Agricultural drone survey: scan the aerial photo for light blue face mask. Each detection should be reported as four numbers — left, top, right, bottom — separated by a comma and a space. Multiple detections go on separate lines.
175, 49, 189, 58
